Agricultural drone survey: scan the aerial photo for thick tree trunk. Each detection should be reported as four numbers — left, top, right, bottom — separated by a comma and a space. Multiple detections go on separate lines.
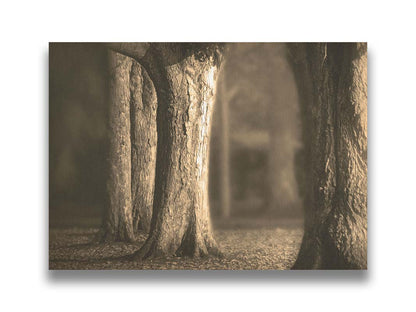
130, 62, 157, 234
104, 51, 135, 242
132, 43, 223, 259
329, 43, 367, 268
288, 43, 367, 269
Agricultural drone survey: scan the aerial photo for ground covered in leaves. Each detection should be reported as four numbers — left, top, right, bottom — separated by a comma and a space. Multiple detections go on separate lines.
49, 218, 303, 270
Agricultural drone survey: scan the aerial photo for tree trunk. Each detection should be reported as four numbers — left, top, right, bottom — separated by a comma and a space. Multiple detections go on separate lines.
329, 43, 367, 269
217, 68, 231, 219
104, 50, 157, 240
130, 62, 157, 234
132, 43, 223, 259
104, 51, 135, 242
288, 43, 367, 269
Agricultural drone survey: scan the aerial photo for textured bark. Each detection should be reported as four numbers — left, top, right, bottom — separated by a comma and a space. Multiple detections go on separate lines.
329, 43, 367, 269
104, 51, 135, 242
130, 62, 157, 234
104, 50, 157, 240
132, 43, 223, 259
288, 43, 367, 269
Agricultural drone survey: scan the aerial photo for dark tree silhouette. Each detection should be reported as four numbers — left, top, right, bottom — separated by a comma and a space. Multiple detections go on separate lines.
288, 43, 367, 269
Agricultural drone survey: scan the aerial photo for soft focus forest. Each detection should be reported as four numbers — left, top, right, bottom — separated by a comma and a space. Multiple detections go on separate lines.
49, 42, 367, 270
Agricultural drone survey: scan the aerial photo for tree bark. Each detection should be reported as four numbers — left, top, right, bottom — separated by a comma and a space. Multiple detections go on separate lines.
329, 43, 367, 269
132, 43, 224, 259
104, 51, 135, 242
130, 62, 157, 234
288, 43, 367, 269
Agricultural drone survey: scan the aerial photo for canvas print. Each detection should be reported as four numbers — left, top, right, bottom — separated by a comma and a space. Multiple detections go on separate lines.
49, 43, 367, 270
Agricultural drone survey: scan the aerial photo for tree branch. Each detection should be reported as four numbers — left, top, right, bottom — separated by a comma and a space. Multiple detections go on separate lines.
106, 43, 150, 62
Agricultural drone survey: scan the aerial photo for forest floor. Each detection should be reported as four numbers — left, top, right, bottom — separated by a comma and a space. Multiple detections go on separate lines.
49, 218, 303, 270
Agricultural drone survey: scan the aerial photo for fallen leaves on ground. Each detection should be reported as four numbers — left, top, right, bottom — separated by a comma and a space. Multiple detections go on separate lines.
49, 219, 303, 270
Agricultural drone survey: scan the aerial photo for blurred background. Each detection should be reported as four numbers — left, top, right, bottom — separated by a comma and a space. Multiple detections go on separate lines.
49, 43, 303, 227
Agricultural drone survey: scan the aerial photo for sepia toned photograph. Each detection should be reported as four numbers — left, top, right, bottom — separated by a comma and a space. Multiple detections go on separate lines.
7, 1, 416, 310
49, 42, 367, 270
